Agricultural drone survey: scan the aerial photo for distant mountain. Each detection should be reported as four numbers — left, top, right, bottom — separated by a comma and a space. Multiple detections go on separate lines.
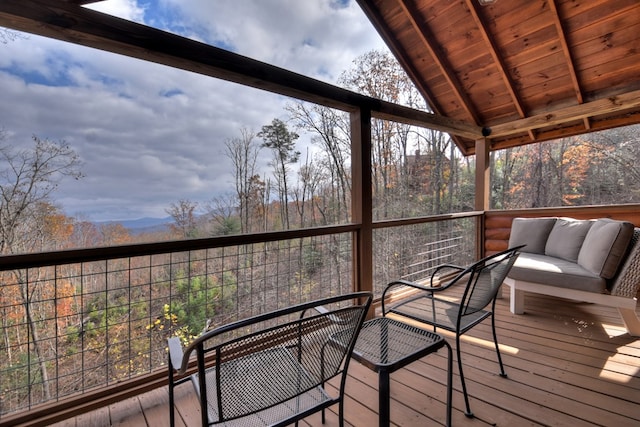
119, 217, 173, 229
96, 216, 173, 234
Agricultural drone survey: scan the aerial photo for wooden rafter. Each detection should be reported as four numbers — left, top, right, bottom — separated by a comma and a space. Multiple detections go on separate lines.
465, 0, 537, 142
398, 0, 482, 125
548, 0, 590, 130
466, 0, 526, 119
355, 0, 474, 153
355, 0, 444, 114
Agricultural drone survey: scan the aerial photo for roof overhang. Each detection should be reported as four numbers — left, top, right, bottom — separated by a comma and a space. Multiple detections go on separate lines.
357, 0, 640, 154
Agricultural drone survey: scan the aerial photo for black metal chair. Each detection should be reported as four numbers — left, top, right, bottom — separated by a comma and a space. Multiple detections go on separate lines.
168, 292, 372, 427
381, 246, 522, 418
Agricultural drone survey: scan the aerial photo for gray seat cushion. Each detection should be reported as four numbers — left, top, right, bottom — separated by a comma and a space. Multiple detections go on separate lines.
509, 253, 606, 293
544, 218, 593, 262
577, 218, 634, 279
508, 217, 557, 254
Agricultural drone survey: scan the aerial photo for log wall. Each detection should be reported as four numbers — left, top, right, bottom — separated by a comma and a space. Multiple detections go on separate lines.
484, 204, 640, 256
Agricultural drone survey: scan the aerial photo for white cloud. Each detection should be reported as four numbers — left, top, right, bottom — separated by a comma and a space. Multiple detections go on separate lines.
161, 0, 384, 81
85, 0, 145, 22
0, 0, 386, 221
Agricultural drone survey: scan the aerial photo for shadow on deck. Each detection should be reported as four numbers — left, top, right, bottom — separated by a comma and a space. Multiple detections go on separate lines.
52, 291, 640, 427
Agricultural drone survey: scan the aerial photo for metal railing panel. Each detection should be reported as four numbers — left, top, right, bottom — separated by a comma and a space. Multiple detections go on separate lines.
0, 232, 354, 417
0, 215, 482, 419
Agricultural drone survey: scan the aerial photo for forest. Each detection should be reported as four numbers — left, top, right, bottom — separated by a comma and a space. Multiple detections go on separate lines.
1, 50, 640, 415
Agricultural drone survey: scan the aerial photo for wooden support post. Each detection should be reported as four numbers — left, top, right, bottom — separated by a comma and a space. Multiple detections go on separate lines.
474, 137, 490, 211
351, 108, 373, 308
475, 137, 490, 259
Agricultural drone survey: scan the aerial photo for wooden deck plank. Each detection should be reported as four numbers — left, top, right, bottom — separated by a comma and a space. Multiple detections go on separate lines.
464, 353, 635, 426
47, 417, 76, 427
398, 337, 594, 426
74, 406, 109, 427
454, 331, 639, 418
109, 396, 146, 427
137, 387, 175, 427
172, 382, 203, 427
61, 293, 640, 427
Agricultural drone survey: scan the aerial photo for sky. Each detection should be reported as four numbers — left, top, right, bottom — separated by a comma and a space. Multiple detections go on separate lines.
0, 0, 387, 221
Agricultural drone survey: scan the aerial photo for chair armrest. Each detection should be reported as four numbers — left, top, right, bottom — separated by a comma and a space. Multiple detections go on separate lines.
382, 266, 470, 314
168, 337, 187, 374
430, 264, 466, 287
381, 280, 428, 316
306, 304, 350, 325
385, 279, 434, 293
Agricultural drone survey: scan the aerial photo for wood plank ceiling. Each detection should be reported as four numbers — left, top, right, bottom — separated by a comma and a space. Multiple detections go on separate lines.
357, 0, 640, 154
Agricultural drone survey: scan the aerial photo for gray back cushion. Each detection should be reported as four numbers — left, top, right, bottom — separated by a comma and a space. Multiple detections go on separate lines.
577, 218, 634, 279
508, 217, 557, 254
545, 218, 593, 262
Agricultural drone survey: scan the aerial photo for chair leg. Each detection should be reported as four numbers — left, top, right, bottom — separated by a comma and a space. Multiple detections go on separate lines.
168, 364, 175, 427
455, 334, 473, 418
169, 383, 175, 427
444, 341, 453, 427
491, 313, 508, 378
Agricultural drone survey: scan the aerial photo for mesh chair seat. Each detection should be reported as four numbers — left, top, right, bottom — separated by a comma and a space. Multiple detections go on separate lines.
168, 292, 372, 427
195, 347, 331, 426
389, 294, 490, 333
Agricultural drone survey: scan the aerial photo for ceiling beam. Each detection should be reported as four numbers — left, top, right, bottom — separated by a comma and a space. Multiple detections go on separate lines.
488, 89, 640, 138
0, 0, 483, 140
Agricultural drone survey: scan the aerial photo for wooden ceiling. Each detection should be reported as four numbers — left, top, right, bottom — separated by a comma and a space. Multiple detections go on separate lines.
357, 0, 640, 154
2, 1, 639, 156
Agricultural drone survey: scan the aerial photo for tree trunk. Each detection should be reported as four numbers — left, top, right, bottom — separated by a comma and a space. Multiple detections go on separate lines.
18, 272, 51, 401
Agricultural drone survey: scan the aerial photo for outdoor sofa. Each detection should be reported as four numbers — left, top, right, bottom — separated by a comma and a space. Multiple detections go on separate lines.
503, 217, 640, 336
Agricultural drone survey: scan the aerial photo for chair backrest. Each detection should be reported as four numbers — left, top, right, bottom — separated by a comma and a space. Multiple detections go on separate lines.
184, 292, 372, 425
460, 246, 521, 316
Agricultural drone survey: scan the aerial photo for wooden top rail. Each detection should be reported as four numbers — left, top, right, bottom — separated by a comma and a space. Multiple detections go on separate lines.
0, 224, 360, 271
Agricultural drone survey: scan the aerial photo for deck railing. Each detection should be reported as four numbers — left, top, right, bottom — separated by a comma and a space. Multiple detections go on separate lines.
0, 214, 481, 424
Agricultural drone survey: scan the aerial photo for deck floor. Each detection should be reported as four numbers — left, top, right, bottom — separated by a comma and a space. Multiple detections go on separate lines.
52, 291, 640, 427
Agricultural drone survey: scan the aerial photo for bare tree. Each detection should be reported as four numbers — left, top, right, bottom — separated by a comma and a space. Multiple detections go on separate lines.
206, 193, 240, 236
0, 135, 82, 254
339, 50, 425, 219
166, 199, 198, 238
0, 134, 82, 401
224, 128, 260, 233
292, 149, 326, 228
287, 102, 351, 223
0, 27, 24, 44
